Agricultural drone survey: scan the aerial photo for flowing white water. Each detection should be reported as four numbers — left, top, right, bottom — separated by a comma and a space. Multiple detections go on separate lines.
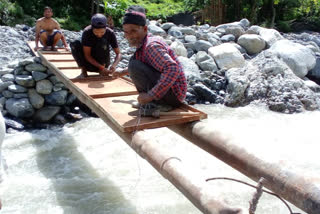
1, 104, 319, 214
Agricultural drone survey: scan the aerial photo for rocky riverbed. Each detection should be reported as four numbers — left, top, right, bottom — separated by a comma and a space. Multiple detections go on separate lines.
0, 19, 320, 131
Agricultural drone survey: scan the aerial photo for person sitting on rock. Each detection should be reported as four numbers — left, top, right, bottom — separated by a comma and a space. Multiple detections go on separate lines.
113, 5, 187, 108
71, 13, 121, 77
34, 6, 69, 51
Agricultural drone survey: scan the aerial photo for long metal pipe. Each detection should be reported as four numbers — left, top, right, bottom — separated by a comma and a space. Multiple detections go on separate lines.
169, 121, 320, 214
60, 86, 243, 213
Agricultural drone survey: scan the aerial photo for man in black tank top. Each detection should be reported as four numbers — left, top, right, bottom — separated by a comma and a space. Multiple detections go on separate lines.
71, 14, 121, 77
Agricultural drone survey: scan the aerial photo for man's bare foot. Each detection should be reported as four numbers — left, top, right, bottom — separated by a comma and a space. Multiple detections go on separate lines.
81, 69, 88, 78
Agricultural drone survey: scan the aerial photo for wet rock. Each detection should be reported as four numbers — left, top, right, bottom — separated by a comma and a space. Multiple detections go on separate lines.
33, 106, 61, 122
15, 75, 35, 87
5, 98, 34, 118
45, 90, 68, 106
25, 63, 47, 72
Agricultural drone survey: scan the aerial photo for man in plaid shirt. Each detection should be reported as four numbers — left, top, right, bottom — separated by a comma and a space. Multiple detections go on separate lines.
114, 5, 187, 108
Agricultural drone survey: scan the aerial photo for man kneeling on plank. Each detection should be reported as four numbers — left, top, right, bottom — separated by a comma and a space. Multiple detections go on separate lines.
34, 6, 69, 51
71, 13, 122, 77
113, 5, 187, 109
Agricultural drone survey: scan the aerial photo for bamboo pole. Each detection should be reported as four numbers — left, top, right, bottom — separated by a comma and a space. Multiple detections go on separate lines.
169, 121, 320, 214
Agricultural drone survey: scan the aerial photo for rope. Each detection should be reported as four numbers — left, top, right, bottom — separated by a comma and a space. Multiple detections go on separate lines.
206, 177, 301, 214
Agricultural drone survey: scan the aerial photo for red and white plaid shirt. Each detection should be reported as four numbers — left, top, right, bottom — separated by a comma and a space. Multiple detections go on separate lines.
134, 34, 187, 102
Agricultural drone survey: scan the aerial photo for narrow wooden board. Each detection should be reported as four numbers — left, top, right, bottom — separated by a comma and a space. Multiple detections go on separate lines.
42, 54, 74, 61
73, 79, 138, 98
27, 41, 69, 56
94, 95, 207, 132
58, 68, 82, 79
50, 61, 79, 69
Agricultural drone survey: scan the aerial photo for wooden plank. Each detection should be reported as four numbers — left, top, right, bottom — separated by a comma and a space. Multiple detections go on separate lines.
27, 41, 69, 56
58, 68, 82, 79
73, 78, 138, 98
51, 61, 79, 69
41, 54, 74, 61
37, 51, 207, 132
94, 95, 207, 132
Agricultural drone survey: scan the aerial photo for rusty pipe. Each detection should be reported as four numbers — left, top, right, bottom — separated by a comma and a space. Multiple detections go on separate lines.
169, 121, 320, 214
131, 130, 243, 214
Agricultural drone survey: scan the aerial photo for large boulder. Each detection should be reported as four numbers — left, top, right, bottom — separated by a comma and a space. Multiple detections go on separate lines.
208, 43, 245, 69
270, 40, 316, 78
237, 34, 266, 55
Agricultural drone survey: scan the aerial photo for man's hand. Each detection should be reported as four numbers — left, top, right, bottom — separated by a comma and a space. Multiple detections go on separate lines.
137, 93, 153, 105
112, 69, 128, 79
65, 46, 70, 52
109, 65, 116, 73
100, 68, 112, 76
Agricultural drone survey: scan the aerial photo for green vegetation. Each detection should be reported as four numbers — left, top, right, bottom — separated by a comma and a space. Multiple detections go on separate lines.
0, 0, 320, 32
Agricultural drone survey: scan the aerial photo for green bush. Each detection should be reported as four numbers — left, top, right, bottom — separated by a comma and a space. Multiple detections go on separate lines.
276, 20, 292, 32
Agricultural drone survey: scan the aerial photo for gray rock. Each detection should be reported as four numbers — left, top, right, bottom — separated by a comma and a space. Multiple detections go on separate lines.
15, 75, 35, 87
208, 43, 245, 69
45, 90, 68, 106
237, 34, 266, 55
221, 34, 236, 42
194, 40, 212, 52
225, 26, 245, 39
1, 74, 15, 82
170, 40, 188, 57
177, 56, 200, 79
239, 18, 250, 28
270, 40, 316, 78
36, 79, 53, 94
179, 27, 196, 35
49, 76, 61, 85
161, 22, 175, 30
33, 106, 61, 122
13, 93, 28, 99
148, 25, 166, 36
28, 89, 44, 109
225, 68, 250, 106
0, 80, 13, 93
5, 98, 34, 118
184, 35, 197, 43
0, 68, 13, 75
18, 58, 34, 66
32, 71, 48, 81
168, 26, 183, 37
66, 94, 77, 105
8, 84, 28, 93
208, 37, 221, 46
2, 90, 14, 98
25, 63, 47, 72
195, 51, 212, 63
258, 27, 284, 47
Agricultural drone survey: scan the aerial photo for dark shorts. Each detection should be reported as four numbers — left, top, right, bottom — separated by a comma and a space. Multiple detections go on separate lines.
70, 40, 110, 72
40, 30, 61, 46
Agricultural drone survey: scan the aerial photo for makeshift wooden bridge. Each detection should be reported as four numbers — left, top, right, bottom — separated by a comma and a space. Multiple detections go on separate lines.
28, 41, 320, 214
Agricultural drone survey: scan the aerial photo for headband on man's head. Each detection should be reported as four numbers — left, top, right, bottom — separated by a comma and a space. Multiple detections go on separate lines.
122, 5, 146, 26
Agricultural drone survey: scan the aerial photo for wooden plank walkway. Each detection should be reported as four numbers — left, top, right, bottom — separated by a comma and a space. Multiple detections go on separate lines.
27, 41, 207, 132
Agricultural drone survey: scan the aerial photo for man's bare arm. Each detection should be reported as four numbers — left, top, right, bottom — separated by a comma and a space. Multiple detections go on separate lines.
109, 47, 122, 72
55, 21, 69, 50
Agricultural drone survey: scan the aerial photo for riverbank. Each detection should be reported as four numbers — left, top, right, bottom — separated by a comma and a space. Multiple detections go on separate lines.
0, 19, 320, 131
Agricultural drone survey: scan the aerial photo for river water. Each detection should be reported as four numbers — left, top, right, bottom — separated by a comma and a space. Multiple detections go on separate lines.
1, 104, 319, 214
